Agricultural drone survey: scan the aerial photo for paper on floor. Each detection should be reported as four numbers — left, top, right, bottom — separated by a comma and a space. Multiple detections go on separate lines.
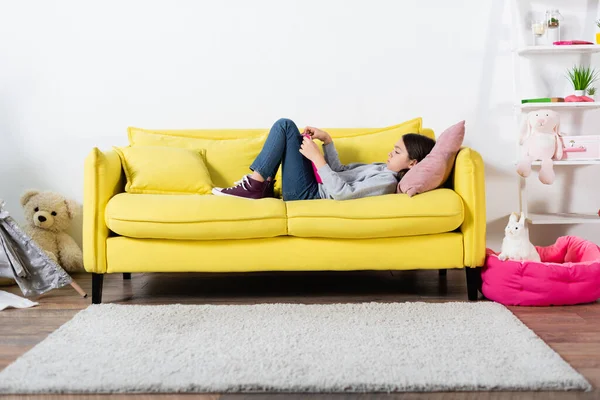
0, 290, 39, 311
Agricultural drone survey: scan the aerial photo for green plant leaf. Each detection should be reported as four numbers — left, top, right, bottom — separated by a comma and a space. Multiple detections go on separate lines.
566, 65, 600, 90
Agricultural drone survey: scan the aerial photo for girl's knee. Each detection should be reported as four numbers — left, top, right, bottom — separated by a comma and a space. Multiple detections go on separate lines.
274, 118, 297, 130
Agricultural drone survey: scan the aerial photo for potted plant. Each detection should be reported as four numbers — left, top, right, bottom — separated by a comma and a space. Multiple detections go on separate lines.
566, 65, 599, 96
588, 87, 597, 101
596, 19, 600, 44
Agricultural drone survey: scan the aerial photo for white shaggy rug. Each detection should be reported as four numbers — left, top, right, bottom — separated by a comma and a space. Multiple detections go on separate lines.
0, 302, 591, 394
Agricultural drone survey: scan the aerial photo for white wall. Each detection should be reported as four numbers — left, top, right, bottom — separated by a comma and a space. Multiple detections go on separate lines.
1, 0, 599, 250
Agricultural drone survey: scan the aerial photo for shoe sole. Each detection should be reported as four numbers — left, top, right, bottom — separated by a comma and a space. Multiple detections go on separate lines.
211, 187, 259, 199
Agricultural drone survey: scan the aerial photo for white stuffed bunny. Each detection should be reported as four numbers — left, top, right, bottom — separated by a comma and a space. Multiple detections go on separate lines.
498, 212, 541, 262
516, 109, 563, 185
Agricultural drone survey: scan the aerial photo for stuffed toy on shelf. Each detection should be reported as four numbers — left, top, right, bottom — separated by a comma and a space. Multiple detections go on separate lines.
516, 109, 564, 185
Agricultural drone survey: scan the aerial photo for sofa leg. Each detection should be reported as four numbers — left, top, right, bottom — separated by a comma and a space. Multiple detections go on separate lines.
465, 267, 482, 301
92, 273, 104, 304
123, 273, 131, 280
439, 269, 447, 277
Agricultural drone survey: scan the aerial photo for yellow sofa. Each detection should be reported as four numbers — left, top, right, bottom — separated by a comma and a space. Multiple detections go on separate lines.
83, 118, 486, 304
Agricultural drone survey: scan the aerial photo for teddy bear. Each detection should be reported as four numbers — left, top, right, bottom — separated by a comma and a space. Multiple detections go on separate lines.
20, 190, 84, 273
516, 109, 564, 185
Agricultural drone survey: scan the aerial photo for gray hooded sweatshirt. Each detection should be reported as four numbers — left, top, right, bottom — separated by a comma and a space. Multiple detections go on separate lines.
317, 142, 400, 201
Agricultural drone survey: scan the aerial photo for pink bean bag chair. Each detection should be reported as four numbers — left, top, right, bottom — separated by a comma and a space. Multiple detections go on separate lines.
482, 236, 600, 306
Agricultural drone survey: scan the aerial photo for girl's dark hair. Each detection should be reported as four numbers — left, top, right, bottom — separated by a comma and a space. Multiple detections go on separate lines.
398, 133, 436, 181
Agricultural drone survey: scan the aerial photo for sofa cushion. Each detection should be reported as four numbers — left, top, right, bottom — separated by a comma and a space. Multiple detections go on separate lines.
113, 146, 213, 195
325, 117, 427, 166
105, 193, 287, 240
398, 120, 465, 197
128, 127, 267, 191
286, 188, 463, 239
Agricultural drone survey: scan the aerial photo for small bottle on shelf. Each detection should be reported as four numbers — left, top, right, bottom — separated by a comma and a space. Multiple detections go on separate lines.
546, 9, 563, 44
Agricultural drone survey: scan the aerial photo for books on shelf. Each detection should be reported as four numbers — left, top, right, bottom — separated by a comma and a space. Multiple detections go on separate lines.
521, 98, 564, 104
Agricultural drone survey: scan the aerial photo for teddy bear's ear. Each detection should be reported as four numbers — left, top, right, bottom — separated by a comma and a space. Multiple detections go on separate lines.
20, 190, 39, 207
64, 199, 78, 219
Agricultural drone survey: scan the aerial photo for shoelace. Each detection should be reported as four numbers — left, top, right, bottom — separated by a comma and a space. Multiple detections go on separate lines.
229, 175, 251, 191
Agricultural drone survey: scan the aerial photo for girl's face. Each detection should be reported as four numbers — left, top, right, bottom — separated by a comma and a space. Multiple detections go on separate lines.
386, 138, 417, 173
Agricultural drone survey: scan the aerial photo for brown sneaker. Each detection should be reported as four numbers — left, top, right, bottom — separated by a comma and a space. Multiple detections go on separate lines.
212, 175, 268, 199
264, 179, 276, 198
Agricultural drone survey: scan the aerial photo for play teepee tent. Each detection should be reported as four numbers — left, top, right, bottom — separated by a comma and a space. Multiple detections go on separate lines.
0, 199, 86, 298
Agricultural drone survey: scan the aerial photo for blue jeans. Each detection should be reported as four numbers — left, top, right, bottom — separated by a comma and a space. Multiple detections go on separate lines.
250, 118, 321, 201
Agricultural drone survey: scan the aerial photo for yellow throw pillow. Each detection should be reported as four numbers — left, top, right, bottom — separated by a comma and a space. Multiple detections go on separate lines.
325, 117, 424, 165
127, 127, 267, 190
113, 146, 213, 195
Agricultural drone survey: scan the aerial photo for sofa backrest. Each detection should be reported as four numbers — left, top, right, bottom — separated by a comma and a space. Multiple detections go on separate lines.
127, 117, 435, 195
128, 127, 268, 190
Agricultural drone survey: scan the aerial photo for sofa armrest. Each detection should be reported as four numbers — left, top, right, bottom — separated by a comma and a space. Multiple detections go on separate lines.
452, 147, 486, 267
83, 148, 125, 274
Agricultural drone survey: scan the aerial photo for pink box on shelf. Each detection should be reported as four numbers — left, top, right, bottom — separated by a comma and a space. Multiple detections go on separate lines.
560, 135, 600, 160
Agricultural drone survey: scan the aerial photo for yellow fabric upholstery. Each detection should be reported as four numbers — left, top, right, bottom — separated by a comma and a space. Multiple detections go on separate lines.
83, 148, 125, 274
104, 190, 462, 241
128, 127, 267, 190
113, 146, 213, 195
419, 128, 435, 139
128, 119, 427, 198
286, 189, 463, 239
453, 147, 486, 267
106, 233, 464, 273
324, 118, 424, 166
105, 193, 287, 240
83, 122, 486, 280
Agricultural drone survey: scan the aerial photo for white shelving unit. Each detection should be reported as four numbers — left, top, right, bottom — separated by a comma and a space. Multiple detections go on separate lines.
518, 44, 600, 55
528, 213, 600, 225
533, 159, 600, 165
521, 102, 600, 110
511, 1, 600, 226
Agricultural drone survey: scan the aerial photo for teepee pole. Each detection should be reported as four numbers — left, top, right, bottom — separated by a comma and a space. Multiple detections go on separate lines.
70, 280, 87, 298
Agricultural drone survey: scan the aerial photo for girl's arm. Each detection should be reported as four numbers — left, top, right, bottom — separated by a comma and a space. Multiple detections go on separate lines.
322, 142, 365, 172
316, 164, 397, 200
303, 126, 364, 172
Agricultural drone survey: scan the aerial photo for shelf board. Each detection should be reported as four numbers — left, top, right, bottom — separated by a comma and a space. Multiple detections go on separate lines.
520, 102, 600, 111
532, 159, 600, 166
528, 213, 600, 225
517, 45, 600, 55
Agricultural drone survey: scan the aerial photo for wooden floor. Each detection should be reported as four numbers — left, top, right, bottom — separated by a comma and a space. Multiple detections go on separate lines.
1, 269, 599, 400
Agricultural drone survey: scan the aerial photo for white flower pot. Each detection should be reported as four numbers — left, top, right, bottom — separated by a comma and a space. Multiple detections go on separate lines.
575, 90, 585, 96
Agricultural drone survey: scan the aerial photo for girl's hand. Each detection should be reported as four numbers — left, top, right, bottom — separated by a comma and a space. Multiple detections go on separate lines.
303, 126, 332, 145
299, 136, 326, 167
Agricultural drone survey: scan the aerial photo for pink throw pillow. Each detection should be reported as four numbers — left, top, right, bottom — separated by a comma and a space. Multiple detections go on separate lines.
398, 120, 465, 197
